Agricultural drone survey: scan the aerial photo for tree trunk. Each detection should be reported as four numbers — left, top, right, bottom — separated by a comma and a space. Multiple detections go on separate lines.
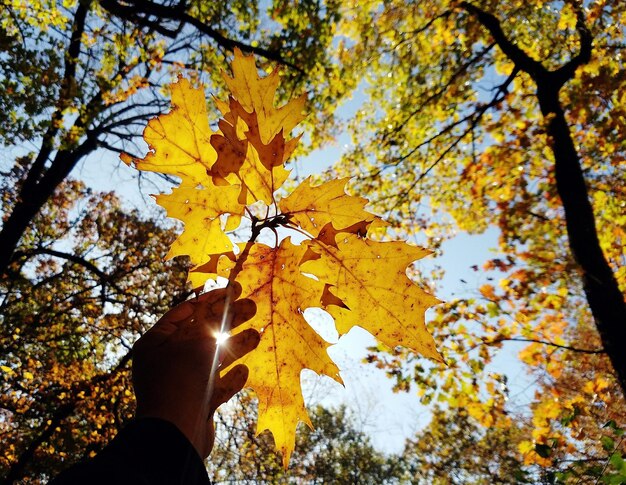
0, 141, 97, 278
537, 83, 626, 393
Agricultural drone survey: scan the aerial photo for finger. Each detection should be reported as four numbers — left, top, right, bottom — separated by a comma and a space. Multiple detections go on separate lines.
190, 290, 253, 333
162, 300, 195, 324
200, 284, 244, 320
195, 282, 243, 307
133, 301, 196, 350
210, 364, 249, 411
218, 329, 260, 369
227, 298, 256, 330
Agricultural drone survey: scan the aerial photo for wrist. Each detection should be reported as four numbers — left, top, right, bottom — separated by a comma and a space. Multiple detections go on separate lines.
136, 403, 213, 458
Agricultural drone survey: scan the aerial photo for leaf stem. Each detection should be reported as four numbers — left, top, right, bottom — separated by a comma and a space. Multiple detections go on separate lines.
281, 222, 314, 241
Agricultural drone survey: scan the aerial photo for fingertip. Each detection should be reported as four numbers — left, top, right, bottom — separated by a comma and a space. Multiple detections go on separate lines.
229, 328, 260, 350
230, 298, 257, 328
228, 282, 243, 300
210, 364, 249, 411
219, 329, 259, 369
163, 300, 195, 323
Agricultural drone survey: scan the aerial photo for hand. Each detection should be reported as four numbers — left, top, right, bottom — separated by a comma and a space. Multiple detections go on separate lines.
132, 285, 259, 458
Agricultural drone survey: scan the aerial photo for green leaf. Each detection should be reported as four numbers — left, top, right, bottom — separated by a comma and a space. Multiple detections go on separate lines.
602, 436, 616, 452
605, 420, 626, 437
610, 453, 626, 474
603, 472, 626, 485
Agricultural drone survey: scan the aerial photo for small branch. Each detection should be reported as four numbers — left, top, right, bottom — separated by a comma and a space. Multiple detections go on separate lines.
387, 42, 495, 137
595, 435, 625, 485
19, 248, 108, 281
475, 336, 605, 354
384, 66, 519, 202
98, 0, 303, 73
527, 210, 550, 222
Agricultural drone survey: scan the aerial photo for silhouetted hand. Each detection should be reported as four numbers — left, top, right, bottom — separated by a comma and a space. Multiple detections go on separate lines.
132, 285, 259, 458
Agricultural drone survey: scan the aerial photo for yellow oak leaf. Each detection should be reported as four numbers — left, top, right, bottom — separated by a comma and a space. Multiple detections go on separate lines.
238, 139, 291, 205
187, 252, 235, 289
213, 96, 295, 204
154, 183, 244, 266
220, 239, 342, 466
227, 98, 302, 170
222, 48, 306, 145
302, 235, 442, 361
279, 177, 380, 236
121, 77, 215, 185
316, 219, 389, 247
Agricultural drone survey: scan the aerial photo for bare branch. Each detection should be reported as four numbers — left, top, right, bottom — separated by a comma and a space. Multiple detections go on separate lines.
474, 336, 605, 355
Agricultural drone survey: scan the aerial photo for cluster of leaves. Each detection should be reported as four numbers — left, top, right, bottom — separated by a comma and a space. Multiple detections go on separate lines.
0, 0, 349, 282
211, 393, 548, 484
124, 49, 441, 464
561, 425, 626, 484
0, 3, 353, 480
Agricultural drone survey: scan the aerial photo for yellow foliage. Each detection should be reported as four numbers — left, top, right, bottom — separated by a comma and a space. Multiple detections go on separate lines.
121, 77, 216, 185
221, 50, 306, 145
303, 235, 441, 360
155, 183, 244, 265
220, 240, 342, 466
126, 49, 440, 466
278, 177, 378, 237
557, 4, 578, 31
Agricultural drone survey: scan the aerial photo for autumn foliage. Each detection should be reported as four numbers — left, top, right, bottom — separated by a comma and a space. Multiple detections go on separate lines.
3, 0, 626, 482
124, 49, 440, 464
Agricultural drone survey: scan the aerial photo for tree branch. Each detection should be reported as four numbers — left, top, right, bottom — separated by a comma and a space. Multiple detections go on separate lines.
553, 0, 593, 87
462, 0, 626, 395
378, 65, 519, 203
97, 0, 304, 72
0, 1, 92, 278
460, 2, 546, 80
475, 336, 605, 355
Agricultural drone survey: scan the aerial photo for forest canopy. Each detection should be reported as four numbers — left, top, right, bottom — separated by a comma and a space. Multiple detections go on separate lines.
1, 0, 625, 483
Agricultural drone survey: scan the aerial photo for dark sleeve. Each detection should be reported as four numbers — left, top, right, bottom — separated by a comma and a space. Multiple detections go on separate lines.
51, 418, 211, 485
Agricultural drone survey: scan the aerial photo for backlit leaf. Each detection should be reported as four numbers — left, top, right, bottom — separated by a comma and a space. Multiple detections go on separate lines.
279, 177, 379, 237
302, 235, 442, 360
222, 48, 306, 144
154, 182, 244, 265
121, 77, 215, 185
127, 49, 440, 468
220, 239, 342, 466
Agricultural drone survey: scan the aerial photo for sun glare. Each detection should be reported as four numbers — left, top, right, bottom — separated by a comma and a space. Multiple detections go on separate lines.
214, 331, 230, 346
